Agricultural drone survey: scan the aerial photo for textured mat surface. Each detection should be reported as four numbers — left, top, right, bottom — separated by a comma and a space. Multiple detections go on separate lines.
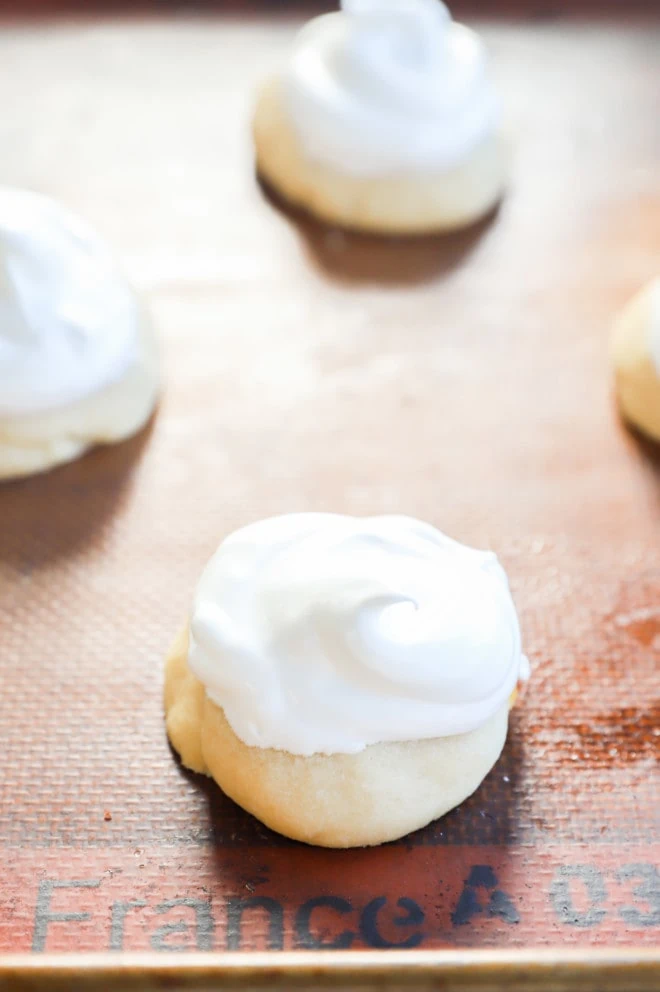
0, 10, 658, 955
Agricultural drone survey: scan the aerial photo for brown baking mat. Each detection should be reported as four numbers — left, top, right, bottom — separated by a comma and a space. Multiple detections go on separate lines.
0, 7, 659, 959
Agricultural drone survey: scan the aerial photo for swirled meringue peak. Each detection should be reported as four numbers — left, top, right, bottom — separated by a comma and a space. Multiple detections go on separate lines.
0, 187, 142, 417
188, 514, 528, 756
649, 279, 660, 376
282, 0, 499, 176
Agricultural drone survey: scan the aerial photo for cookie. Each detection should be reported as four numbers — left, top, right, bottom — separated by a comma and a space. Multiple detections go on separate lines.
165, 514, 529, 847
611, 278, 660, 443
253, 2, 508, 234
0, 187, 158, 479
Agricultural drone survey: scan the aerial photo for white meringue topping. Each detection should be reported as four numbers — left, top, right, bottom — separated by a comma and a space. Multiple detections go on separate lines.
189, 514, 528, 756
0, 187, 142, 417
282, 0, 499, 175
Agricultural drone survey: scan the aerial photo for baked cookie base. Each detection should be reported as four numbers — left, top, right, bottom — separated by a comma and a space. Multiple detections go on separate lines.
0, 316, 159, 480
165, 627, 510, 849
253, 76, 509, 236
611, 280, 660, 443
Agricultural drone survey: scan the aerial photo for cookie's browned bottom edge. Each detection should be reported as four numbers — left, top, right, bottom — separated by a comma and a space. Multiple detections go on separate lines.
0, 949, 658, 992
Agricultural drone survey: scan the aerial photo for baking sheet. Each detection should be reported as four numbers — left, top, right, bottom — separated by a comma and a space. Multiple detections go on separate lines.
0, 5, 659, 964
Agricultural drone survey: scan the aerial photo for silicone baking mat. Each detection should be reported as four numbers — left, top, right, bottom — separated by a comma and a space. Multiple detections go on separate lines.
0, 2, 658, 983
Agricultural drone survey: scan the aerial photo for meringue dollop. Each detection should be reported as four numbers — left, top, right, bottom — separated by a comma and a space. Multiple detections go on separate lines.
0, 187, 142, 417
650, 278, 660, 376
188, 514, 528, 756
281, 0, 499, 176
